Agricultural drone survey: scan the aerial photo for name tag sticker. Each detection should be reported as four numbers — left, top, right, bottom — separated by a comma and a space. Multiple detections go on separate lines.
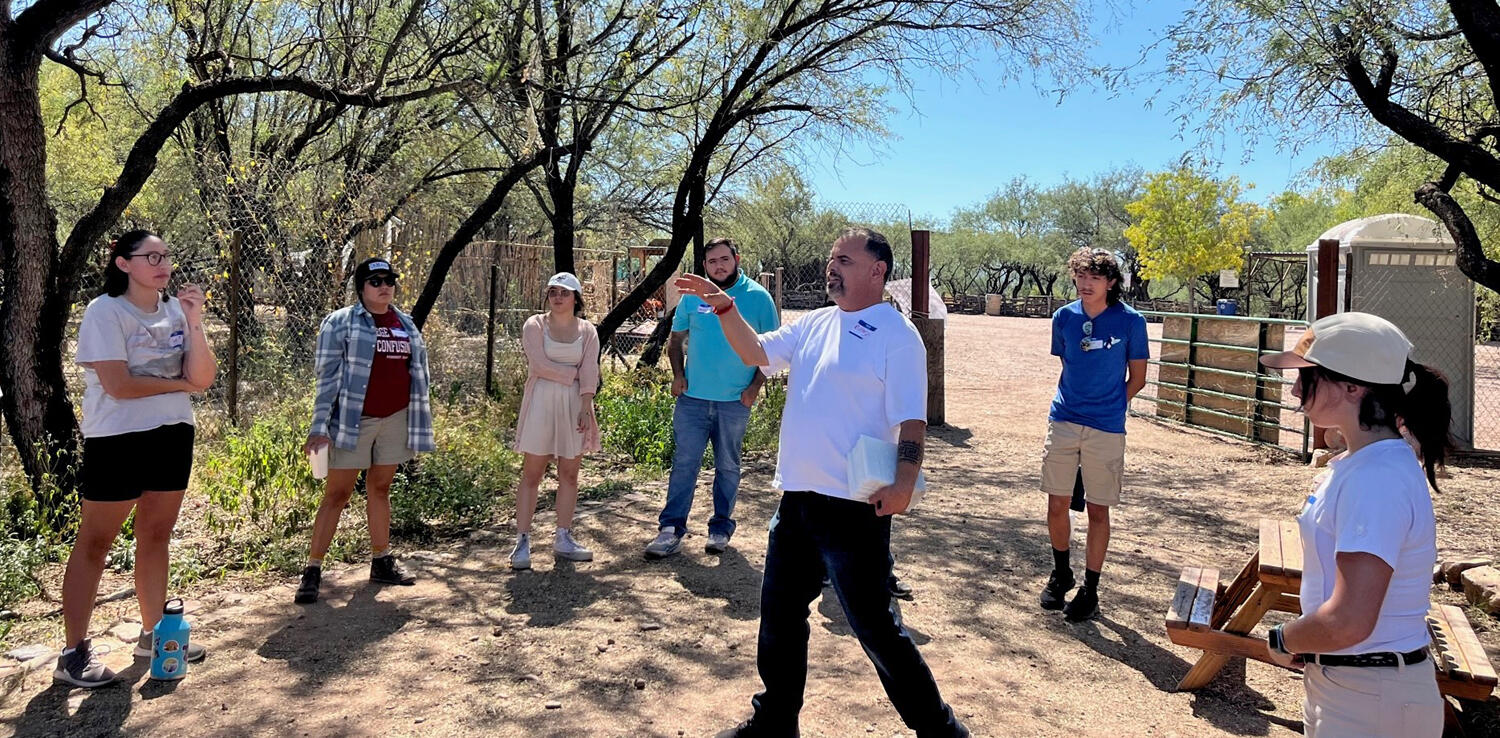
849, 319, 878, 340
696, 302, 715, 314
169, 330, 185, 349
1082, 338, 1105, 351
391, 328, 409, 338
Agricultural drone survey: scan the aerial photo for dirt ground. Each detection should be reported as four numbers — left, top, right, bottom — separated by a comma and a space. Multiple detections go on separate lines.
2, 313, 1497, 738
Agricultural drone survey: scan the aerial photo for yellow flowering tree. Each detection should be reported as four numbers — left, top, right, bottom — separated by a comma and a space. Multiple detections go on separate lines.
1124, 167, 1265, 310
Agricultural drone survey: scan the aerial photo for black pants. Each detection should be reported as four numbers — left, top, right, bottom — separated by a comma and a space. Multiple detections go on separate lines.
749, 491, 967, 737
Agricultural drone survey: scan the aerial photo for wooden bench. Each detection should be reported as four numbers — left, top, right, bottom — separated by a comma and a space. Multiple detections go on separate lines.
1428, 604, 1498, 702
1164, 518, 1497, 707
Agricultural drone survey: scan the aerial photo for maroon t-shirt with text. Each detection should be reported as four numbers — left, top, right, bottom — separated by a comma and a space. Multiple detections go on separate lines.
362, 309, 412, 418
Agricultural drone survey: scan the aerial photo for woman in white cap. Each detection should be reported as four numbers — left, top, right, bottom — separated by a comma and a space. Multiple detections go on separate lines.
1260, 311, 1451, 737
509, 272, 601, 569
296, 257, 435, 604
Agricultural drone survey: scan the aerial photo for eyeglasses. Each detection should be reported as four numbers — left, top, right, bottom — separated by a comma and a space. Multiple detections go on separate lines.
125, 252, 172, 266
1080, 320, 1095, 351
365, 276, 397, 287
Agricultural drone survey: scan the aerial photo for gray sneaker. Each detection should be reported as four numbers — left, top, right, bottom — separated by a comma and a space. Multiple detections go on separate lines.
134, 632, 207, 662
553, 529, 594, 562
705, 532, 731, 555
510, 533, 532, 570
53, 639, 116, 689
644, 528, 683, 559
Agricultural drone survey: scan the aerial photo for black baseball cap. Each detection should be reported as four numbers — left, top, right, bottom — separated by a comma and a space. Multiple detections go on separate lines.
354, 257, 399, 285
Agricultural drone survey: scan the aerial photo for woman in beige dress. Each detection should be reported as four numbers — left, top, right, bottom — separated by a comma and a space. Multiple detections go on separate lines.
510, 272, 601, 569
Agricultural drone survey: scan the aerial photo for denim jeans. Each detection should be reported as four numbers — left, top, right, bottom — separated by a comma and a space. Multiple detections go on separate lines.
659, 395, 752, 538
748, 491, 968, 738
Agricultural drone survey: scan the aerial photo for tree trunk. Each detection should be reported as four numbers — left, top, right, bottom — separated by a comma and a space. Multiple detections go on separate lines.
410, 149, 553, 328
0, 40, 82, 510
636, 307, 677, 367
549, 171, 577, 275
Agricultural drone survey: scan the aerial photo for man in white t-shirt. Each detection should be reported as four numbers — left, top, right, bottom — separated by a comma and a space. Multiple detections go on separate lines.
677, 227, 968, 738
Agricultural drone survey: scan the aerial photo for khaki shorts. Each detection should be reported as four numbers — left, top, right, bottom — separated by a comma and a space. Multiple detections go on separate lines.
330, 408, 416, 470
1304, 661, 1442, 737
1041, 420, 1125, 506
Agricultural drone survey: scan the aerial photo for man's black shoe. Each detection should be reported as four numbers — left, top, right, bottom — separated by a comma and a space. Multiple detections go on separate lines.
888, 575, 914, 600
370, 555, 416, 585
1063, 585, 1100, 622
1039, 570, 1074, 611
714, 720, 798, 738
294, 566, 322, 604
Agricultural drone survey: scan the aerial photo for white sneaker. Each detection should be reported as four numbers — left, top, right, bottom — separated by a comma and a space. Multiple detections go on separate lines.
510, 533, 532, 570
644, 528, 684, 559
705, 532, 731, 555
553, 528, 594, 562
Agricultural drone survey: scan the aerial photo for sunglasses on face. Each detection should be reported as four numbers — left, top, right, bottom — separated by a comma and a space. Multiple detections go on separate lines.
365, 275, 397, 288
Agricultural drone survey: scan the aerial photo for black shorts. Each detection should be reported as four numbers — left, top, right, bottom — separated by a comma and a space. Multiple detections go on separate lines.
81, 423, 195, 502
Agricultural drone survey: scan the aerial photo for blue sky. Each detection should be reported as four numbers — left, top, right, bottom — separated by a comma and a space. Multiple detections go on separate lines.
801, 3, 1342, 223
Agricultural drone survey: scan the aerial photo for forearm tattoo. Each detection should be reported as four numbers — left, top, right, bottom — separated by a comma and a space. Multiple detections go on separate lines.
897, 440, 922, 467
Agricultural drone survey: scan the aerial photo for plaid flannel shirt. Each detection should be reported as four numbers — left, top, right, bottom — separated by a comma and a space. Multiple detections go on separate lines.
308, 302, 436, 453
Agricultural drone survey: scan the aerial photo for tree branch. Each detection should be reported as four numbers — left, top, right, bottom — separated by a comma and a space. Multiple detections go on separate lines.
56, 75, 474, 302
1414, 181, 1500, 294
14, 0, 110, 46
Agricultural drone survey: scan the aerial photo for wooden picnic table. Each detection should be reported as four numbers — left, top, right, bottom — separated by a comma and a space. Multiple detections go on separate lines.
1164, 518, 1496, 703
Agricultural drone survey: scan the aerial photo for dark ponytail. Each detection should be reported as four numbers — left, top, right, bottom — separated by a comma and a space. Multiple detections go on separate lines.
1389, 360, 1452, 489
1299, 361, 1452, 489
101, 230, 163, 299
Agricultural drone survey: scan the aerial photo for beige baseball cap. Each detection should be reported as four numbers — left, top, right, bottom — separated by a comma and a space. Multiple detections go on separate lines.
1261, 312, 1413, 385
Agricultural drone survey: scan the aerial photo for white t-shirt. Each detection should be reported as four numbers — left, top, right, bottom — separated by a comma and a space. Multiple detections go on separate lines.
758, 303, 926, 500
1297, 438, 1436, 655
75, 295, 195, 438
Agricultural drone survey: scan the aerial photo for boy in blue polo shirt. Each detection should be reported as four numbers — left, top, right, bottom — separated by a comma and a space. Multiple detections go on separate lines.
1039, 248, 1149, 621
645, 238, 779, 558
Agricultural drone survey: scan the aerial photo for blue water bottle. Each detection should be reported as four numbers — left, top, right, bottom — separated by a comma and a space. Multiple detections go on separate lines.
150, 598, 191, 681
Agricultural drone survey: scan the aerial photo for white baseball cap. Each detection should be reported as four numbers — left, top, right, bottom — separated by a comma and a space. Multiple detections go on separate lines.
1261, 312, 1413, 385
546, 272, 582, 292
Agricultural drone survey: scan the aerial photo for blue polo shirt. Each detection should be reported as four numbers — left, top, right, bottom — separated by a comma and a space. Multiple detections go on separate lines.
1049, 300, 1150, 433
673, 271, 780, 402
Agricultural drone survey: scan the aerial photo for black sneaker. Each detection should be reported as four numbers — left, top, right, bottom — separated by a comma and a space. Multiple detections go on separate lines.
887, 575, 914, 600
1063, 586, 1099, 622
370, 555, 416, 586
294, 566, 322, 604
714, 719, 796, 738
53, 639, 117, 689
1039, 570, 1075, 611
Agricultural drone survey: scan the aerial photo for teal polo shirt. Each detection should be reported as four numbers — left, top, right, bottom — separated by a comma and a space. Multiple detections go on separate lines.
673, 270, 780, 402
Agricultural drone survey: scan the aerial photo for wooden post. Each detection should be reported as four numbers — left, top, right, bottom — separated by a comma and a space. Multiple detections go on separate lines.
1313, 239, 1340, 449
912, 230, 930, 320
486, 264, 499, 396
1316, 239, 1339, 319
226, 231, 242, 426
774, 267, 784, 316
911, 230, 944, 426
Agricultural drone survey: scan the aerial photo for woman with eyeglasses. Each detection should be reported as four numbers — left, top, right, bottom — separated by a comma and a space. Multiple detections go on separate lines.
508, 272, 601, 569
57, 230, 217, 688
295, 257, 436, 604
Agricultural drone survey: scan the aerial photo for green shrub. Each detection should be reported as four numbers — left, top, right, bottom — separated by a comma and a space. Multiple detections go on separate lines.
196, 395, 326, 569
390, 401, 516, 538
0, 534, 52, 610
595, 367, 678, 468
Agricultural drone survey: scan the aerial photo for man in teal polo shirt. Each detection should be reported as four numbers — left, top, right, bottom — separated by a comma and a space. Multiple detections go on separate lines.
646, 238, 780, 558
